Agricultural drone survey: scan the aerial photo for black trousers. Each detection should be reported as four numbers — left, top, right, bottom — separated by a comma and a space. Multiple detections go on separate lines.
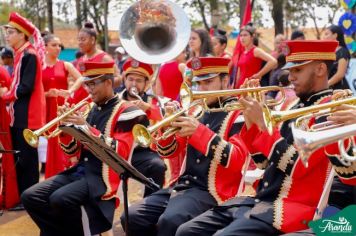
11, 127, 39, 194
328, 177, 356, 209
21, 174, 89, 236
121, 187, 217, 236
131, 150, 166, 197
176, 204, 281, 236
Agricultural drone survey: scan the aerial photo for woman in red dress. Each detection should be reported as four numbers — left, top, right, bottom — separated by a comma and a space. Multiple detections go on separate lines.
41, 34, 82, 178
0, 65, 20, 209
234, 24, 277, 89
66, 22, 119, 104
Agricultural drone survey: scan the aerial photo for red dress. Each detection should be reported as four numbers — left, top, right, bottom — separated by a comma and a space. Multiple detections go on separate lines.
68, 52, 109, 104
0, 66, 20, 209
42, 60, 69, 178
234, 46, 263, 89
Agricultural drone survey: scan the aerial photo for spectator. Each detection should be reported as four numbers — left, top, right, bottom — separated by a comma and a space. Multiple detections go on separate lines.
322, 25, 351, 89
234, 24, 277, 88
291, 30, 305, 40
0, 47, 14, 76
114, 46, 128, 73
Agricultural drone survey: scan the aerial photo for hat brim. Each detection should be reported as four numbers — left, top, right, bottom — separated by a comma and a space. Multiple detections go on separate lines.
83, 74, 106, 82
124, 71, 151, 81
2, 24, 14, 29
282, 60, 313, 70
192, 73, 219, 82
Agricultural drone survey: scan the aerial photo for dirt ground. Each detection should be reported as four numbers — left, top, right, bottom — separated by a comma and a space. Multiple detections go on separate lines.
0, 169, 255, 236
0, 179, 144, 236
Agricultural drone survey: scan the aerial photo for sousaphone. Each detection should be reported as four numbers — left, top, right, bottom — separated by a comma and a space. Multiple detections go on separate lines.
119, 0, 191, 65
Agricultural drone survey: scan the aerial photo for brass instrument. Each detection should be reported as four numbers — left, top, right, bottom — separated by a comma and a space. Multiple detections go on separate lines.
119, 0, 191, 65
132, 100, 204, 147
23, 96, 92, 148
129, 87, 143, 101
292, 123, 356, 167
263, 96, 356, 135
180, 82, 286, 111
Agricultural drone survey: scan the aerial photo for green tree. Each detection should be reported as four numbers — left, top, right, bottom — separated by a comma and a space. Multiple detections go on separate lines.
285, 0, 341, 39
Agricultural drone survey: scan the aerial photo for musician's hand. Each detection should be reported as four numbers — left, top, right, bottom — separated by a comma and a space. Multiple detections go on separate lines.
171, 116, 200, 138
131, 100, 151, 112
332, 89, 353, 100
57, 103, 85, 126
239, 96, 267, 131
63, 110, 87, 126
164, 101, 181, 116
327, 104, 356, 125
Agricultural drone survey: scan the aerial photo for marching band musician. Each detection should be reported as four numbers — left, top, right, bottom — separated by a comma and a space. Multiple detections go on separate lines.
119, 58, 166, 197
2, 13, 46, 209
176, 40, 356, 236
65, 22, 121, 105
121, 57, 249, 236
21, 61, 147, 236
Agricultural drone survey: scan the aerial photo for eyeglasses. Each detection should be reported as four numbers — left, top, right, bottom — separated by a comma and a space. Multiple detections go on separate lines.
83, 77, 107, 89
5, 29, 19, 36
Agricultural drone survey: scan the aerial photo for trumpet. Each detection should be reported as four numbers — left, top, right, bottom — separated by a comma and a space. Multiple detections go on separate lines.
263, 96, 356, 135
292, 123, 356, 167
132, 100, 204, 147
129, 87, 143, 101
23, 96, 92, 148
180, 82, 286, 111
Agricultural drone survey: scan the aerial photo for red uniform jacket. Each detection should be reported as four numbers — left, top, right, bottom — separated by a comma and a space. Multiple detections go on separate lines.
2, 42, 45, 129
240, 90, 356, 233
59, 96, 147, 233
155, 99, 248, 204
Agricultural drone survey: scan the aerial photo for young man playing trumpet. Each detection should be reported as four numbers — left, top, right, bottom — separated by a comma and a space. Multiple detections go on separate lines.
119, 58, 166, 196
176, 40, 356, 236
121, 57, 249, 236
21, 61, 147, 236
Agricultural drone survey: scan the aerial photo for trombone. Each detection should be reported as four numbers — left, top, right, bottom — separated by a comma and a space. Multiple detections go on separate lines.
263, 96, 356, 135
180, 82, 286, 111
292, 123, 356, 167
23, 96, 92, 148
132, 100, 204, 147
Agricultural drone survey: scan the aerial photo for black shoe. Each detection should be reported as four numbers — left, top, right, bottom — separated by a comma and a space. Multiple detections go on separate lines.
8, 203, 25, 211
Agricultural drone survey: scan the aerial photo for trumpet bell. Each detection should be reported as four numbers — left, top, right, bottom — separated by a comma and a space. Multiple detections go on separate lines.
292, 123, 356, 167
133, 124, 152, 148
23, 129, 39, 148
180, 82, 193, 110
119, 0, 191, 64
